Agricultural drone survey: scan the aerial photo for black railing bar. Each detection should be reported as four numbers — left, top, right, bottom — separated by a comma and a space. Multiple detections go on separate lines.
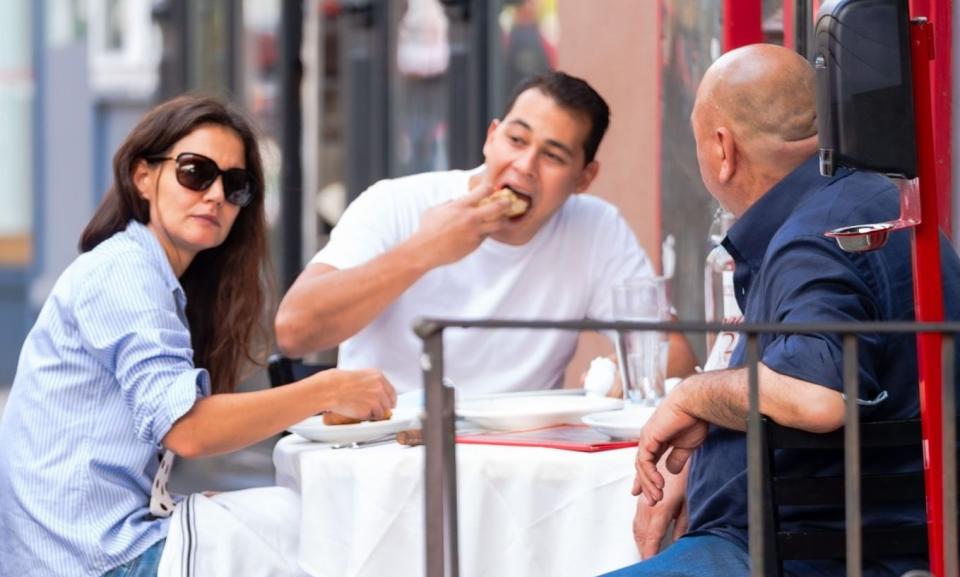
943, 334, 958, 577
442, 365, 459, 577
421, 331, 459, 577
415, 318, 960, 337
843, 334, 863, 577
746, 335, 765, 577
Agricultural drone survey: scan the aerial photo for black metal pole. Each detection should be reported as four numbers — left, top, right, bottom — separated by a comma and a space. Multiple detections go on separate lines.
942, 334, 958, 576
794, 0, 811, 59
746, 334, 765, 577
278, 0, 304, 290
419, 325, 460, 577
842, 334, 863, 577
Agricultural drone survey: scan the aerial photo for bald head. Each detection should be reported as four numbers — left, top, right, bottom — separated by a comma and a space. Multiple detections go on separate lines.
691, 44, 819, 214
697, 44, 817, 144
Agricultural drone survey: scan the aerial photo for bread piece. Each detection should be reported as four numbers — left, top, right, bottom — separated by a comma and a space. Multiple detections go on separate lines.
322, 409, 393, 426
478, 186, 530, 217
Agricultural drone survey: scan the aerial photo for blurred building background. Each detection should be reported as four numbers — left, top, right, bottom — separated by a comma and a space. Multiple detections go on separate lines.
0, 0, 956, 490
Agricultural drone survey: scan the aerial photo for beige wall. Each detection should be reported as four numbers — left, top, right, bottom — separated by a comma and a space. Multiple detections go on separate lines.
557, 1, 662, 386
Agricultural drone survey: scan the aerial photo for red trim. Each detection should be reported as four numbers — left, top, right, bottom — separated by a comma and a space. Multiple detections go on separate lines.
910, 0, 931, 16
722, 0, 763, 52
932, 0, 952, 237
909, 20, 946, 577
910, 0, 954, 237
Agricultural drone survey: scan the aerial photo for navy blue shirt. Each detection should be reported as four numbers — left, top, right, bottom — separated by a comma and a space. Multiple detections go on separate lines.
685, 155, 960, 556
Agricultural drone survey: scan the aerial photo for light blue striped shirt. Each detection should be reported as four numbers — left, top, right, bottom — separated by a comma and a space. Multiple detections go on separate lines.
0, 221, 210, 577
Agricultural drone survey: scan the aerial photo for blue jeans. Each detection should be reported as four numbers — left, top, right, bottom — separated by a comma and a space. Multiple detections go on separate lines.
101, 539, 165, 577
599, 534, 750, 577
598, 533, 922, 577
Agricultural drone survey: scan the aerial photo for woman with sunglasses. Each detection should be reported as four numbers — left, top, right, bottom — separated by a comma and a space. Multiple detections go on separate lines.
0, 94, 396, 577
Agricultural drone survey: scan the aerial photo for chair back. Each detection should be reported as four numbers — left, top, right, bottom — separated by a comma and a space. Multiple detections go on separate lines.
760, 417, 931, 577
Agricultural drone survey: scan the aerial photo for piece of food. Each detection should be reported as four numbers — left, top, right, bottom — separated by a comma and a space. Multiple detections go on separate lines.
322, 409, 393, 426
396, 428, 423, 446
478, 186, 530, 217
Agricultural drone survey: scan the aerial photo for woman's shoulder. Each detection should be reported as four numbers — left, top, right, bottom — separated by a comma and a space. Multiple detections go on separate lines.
72, 228, 175, 300
77, 235, 153, 276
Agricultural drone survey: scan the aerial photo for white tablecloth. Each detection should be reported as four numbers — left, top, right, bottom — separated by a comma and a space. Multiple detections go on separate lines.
273, 434, 641, 577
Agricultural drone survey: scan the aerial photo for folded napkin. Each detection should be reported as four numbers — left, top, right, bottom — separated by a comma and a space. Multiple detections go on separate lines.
158, 486, 309, 577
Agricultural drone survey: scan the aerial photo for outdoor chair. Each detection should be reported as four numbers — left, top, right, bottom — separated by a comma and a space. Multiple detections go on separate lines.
760, 417, 932, 577
266, 353, 335, 388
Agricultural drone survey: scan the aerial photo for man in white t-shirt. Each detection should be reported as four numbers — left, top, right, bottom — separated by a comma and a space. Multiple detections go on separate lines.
276, 71, 695, 394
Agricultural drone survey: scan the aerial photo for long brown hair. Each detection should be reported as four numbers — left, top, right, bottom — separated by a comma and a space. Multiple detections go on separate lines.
80, 94, 274, 393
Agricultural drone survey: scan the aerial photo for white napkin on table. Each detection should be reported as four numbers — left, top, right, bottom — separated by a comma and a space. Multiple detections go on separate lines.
584, 356, 617, 397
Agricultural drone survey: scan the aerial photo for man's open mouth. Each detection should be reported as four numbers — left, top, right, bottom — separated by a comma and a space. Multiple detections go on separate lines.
502, 185, 532, 220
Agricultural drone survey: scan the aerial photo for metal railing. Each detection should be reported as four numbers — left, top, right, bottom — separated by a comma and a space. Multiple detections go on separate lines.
415, 318, 960, 577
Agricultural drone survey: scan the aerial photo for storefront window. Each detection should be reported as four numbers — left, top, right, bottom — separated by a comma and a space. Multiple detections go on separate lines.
390, 0, 452, 176
188, 0, 235, 94
490, 0, 558, 116
0, 0, 34, 265
88, 0, 159, 96
659, 0, 721, 351
762, 0, 786, 45
241, 0, 282, 227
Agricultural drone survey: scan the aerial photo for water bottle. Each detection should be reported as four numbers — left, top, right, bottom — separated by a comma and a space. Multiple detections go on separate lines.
703, 208, 740, 359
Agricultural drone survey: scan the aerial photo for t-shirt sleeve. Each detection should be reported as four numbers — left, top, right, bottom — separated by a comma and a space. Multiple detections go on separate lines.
311, 179, 401, 270
74, 251, 210, 447
587, 206, 655, 322
758, 234, 885, 401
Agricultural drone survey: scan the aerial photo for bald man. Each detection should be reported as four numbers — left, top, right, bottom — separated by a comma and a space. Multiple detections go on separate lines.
603, 44, 960, 576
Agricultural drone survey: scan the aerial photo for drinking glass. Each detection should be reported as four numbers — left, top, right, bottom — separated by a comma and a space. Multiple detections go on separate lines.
612, 277, 670, 406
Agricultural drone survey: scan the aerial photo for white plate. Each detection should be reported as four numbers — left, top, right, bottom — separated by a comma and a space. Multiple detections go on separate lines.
394, 387, 587, 412
287, 407, 420, 443
457, 395, 622, 431
581, 406, 657, 440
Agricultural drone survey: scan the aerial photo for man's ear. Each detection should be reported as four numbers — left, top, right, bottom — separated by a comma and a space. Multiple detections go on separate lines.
132, 159, 153, 199
716, 127, 737, 184
574, 160, 600, 193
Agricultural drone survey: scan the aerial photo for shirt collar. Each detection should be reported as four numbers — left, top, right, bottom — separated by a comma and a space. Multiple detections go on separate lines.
722, 155, 843, 270
124, 220, 187, 310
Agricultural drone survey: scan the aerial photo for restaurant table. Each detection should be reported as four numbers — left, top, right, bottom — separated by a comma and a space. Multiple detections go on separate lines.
273, 434, 642, 577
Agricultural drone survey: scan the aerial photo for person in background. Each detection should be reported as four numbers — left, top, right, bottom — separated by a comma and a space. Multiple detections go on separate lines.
276, 70, 697, 396
0, 94, 395, 577
605, 44, 960, 577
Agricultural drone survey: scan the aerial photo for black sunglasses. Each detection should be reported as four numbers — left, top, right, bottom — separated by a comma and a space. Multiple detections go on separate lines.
147, 152, 255, 208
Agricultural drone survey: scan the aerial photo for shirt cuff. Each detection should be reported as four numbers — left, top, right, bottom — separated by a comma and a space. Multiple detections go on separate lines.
153, 368, 211, 446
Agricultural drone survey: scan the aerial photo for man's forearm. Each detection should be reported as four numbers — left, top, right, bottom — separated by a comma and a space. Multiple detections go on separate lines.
674, 368, 751, 430
276, 238, 433, 356
673, 365, 845, 433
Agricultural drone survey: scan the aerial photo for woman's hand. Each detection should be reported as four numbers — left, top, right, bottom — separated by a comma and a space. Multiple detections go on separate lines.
316, 368, 397, 421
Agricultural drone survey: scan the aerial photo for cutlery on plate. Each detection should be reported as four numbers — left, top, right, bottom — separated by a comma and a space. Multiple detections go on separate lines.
330, 434, 397, 450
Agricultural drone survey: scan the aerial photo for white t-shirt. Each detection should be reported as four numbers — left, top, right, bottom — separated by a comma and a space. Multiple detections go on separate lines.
312, 167, 654, 394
